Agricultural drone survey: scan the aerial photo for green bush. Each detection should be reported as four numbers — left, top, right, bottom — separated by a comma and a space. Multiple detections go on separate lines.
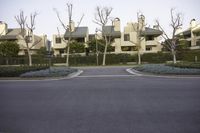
177, 50, 200, 62
166, 62, 200, 69
0, 65, 49, 77
141, 52, 172, 63
51, 53, 136, 66
134, 64, 200, 75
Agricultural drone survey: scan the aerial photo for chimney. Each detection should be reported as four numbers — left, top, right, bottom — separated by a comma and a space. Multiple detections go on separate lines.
138, 14, 145, 30
113, 18, 121, 31
70, 21, 75, 32
153, 25, 159, 30
190, 19, 196, 28
0, 21, 8, 35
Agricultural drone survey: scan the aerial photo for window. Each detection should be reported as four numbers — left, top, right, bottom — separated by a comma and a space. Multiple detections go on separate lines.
55, 37, 61, 43
146, 47, 152, 51
59, 49, 64, 54
121, 46, 133, 51
146, 36, 154, 41
76, 38, 85, 43
124, 34, 130, 41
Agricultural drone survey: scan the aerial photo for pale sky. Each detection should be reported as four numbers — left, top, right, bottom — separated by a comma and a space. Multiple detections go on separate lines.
0, 0, 200, 40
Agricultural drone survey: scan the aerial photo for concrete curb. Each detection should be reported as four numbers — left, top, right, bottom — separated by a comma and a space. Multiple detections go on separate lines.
126, 68, 200, 79
0, 70, 83, 82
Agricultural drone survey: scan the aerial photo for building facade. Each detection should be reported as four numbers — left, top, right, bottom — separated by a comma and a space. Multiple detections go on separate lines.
0, 21, 48, 55
176, 19, 200, 50
53, 21, 89, 56
100, 16, 163, 54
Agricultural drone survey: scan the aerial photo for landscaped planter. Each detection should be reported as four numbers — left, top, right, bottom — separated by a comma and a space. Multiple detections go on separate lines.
134, 64, 200, 75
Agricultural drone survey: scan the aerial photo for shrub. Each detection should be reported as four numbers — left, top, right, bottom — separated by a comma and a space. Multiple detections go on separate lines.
141, 52, 172, 63
0, 65, 48, 77
166, 62, 200, 69
177, 50, 200, 62
134, 64, 200, 75
20, 67, 77, 78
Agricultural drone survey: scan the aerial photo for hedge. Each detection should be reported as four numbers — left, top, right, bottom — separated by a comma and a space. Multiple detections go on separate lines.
134, 64, 200, 75
166, 62, 200, 69
0, 50, 200, 66
0, 65, 49, 77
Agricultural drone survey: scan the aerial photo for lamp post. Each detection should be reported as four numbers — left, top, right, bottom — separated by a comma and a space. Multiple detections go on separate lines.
47, 40, 52, 73
95, 28, 99, 66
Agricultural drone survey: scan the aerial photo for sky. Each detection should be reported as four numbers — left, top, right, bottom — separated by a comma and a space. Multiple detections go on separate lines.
0, 0, 200, 41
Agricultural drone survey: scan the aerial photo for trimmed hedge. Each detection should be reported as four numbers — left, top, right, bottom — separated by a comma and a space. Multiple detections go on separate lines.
177, 50, 200, 62
1, 50, 200, 66
20, 67, 77, 78
52, 54, 136, 66
0, 65, 49, 77
166, 62, 200, 69
141, 52, 172, 63
134, 64, 200, 75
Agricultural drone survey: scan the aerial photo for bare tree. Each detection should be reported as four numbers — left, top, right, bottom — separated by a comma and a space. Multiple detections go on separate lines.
94, 6, 113, 66
128, 12, 146, 65
156, 8, 183, 64
15, 10, 41, 66
54, 3, 84, 67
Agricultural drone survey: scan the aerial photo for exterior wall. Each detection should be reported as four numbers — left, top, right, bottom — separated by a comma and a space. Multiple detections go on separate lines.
52, 33, 89, 56
177, 19, 200, 50
0, 22, 7, 35
17, 34, 48, 55
110, 21, 162, 54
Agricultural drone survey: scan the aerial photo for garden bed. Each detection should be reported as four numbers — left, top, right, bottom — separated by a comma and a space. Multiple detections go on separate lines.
0, 66, 49, 77
134, 64, 200, 75
20, 67, 77, 78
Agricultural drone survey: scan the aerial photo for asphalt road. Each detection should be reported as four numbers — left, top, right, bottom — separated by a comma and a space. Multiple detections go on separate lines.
0, 66, 200, 133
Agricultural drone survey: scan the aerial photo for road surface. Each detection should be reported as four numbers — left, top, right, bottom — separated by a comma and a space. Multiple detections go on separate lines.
0, 66, 200, 133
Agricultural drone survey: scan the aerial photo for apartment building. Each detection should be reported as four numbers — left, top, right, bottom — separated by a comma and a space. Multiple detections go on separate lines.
53, 21, 89, 56
176, 19, 200, 49
101, 16, 163, 54
0, 21, 48, 55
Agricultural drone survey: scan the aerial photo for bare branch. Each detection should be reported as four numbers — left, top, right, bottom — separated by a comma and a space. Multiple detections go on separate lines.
15, 10, 27, 37
76, 14, 84, 29
94, 6, 113, 26
30, 37, 42, 49
53, 8, 68, 30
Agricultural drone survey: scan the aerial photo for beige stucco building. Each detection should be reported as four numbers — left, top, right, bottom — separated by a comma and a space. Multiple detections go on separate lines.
101, 16, 163, 54
53, 21, 89, 56
176, 19, 200, 49
0, 21, 48, 55
53, 16, 162, 56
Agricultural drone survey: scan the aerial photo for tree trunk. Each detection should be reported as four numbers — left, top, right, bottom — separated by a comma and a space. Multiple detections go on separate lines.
172, 49, 177, 64
173, 53, 177, 64
66, 38, 71, 67
137, 50, 141, 65
27, 49, 32, 66
26, 45, 32, 66
102, 36, 108, 66
6, 58, 9, 65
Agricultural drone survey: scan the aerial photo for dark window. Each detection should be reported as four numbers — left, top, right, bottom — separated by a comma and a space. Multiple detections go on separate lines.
195, 32, 200, 36
75, 38, 85, 43
146, 36, 154, 41
59, 49, 64, 54
56, 37, 61, 43
121, 46, 133, 51
146, 47, 152, 51
124, 34, 130, 41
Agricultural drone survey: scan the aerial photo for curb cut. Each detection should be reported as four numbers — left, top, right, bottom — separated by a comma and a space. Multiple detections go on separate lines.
126, 68, 142, 76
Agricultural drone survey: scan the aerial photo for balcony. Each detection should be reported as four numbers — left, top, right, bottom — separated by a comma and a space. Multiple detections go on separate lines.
145, 40, 159, 46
